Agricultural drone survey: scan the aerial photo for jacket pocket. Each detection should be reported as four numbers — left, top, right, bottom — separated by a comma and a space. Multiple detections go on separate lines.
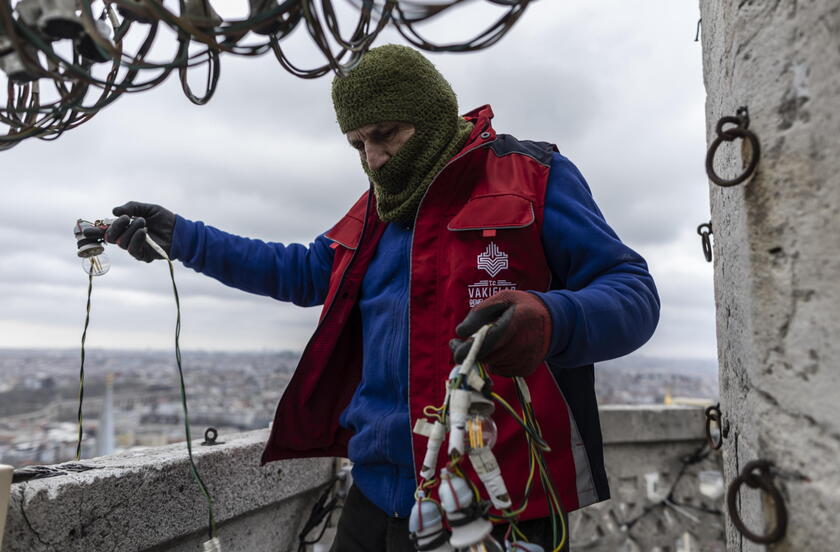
447, 193, 535, 232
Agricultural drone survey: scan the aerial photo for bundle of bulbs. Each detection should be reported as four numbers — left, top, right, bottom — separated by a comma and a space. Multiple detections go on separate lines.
0, 0, 532, 149
408, 326, 566, 552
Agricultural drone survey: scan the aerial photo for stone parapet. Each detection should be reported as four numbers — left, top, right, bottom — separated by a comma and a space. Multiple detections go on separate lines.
0, 406, 724, 551
0, 429, 336, 552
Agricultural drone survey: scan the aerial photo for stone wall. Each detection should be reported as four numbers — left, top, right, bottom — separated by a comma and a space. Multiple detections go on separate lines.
699, 2, 840, 550
569, 405, 724, 551
0, 429, 336, 552
1, 406, 722, 551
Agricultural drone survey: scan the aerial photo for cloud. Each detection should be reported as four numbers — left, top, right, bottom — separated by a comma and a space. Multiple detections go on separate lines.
0, 0, 714, 359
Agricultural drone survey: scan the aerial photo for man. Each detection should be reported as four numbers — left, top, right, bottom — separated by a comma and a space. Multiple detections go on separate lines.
95, 45, 659, 551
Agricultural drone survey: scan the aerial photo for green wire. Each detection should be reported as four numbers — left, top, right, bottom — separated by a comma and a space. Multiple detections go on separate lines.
75, 273, 93, 462
74, 251, 216, 540
163, 253, 217, 540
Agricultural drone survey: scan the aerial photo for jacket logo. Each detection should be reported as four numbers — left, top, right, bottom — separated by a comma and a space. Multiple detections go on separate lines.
477, 242, 508, 277
468, 279, 518, 308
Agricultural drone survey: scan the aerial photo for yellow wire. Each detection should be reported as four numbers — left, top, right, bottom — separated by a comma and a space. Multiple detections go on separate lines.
423, 404, 445, 422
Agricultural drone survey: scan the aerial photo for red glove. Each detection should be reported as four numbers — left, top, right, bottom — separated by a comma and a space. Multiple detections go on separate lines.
449, 290, 552, 377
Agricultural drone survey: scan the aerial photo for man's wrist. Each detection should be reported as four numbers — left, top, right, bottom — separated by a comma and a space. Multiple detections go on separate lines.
528, 290, 575, 362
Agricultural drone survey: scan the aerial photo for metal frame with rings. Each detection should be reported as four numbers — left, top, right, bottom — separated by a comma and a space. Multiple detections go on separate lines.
726, 460, 788, 544
705, 107, 761, 187
697, 222, 713, 263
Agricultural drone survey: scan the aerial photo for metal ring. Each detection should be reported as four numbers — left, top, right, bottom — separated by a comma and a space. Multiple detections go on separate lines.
203, 427, 218, 445
726, 460, 788, 544
704, 403, 726, 450
706, 114, 761, 187
697, 222, 713, 263
714, 115, 744, 137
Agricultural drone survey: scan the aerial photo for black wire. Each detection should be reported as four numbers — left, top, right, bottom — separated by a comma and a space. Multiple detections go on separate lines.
75, 273, 93, 461
297, 476, 341, 551
72, 240, 217, 539
623, 442, 723, 531
1, 0, 531, 147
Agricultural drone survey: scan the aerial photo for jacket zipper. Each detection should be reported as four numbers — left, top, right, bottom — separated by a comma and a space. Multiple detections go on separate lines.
406, 133, 496, 486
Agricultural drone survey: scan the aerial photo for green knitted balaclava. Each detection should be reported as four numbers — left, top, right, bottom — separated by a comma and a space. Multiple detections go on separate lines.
332, 44, 473, 223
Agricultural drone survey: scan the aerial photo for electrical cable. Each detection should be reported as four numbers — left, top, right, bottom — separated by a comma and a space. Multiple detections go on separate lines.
622, 442, 722, 533
0, 0, 533, 147
74, 273, 93, 461
152, 234, 218, 541
297, 476, 341, 552
72, 228, 218, 541
411, 326, 568, 551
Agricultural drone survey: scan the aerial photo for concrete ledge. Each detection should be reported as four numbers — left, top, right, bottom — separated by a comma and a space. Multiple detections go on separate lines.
1, 429, 335, 552
599, 404, 707, 444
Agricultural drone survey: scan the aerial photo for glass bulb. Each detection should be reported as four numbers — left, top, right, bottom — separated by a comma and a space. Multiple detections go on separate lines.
81, 252, 111, 276
465, 413, 498, 453
468, 537, 504, 552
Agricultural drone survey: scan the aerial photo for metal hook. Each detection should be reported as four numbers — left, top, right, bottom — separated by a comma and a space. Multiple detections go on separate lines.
697, 222, 713, 263
706, 106, 761, 187
727, 460, 788, 544
202, 427, 222, 446
704, 402, 728, 450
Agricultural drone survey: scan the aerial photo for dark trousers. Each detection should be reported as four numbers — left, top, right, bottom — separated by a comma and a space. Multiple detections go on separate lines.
330, 485, 569, 552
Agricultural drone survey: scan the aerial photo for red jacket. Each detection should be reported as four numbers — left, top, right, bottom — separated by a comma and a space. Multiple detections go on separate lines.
262, 106, 609, 518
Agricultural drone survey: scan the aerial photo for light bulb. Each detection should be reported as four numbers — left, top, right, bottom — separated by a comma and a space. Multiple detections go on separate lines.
465, 413, 498, 453
74, 219, 110, 276
80, 253, 111, 276
468, 538, 504, 552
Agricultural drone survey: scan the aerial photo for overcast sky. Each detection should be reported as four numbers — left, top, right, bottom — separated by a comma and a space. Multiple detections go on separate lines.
0, 1, 715, 359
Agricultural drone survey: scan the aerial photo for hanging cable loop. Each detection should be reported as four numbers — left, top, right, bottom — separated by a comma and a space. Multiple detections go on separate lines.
706, 106, 761, 187
697, 221, 713, 263
726, 460, 788, 544
704, 402, 727, 450
0, 0, 532, 147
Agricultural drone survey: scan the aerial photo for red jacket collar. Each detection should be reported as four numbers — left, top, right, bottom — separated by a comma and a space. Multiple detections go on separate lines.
461, 104, 497, 149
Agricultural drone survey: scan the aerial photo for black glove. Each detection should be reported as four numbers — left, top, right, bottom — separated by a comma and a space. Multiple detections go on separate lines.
449, 290, 552, 378
84, 202, 176, 263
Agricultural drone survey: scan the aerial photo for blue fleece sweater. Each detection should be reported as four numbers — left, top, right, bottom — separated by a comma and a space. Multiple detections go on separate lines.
170, 152, 660, 518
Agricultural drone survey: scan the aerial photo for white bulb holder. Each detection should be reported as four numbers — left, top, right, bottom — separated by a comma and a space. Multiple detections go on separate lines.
438, 470, 493, 549
420, 421, 446, 480
0, 46, 41, 82
469, 448, 511, 510
447, 389, 471, 455
1, 464, 13, 551
469, 392, 494, 416
449, 516, 494, 549
74, 220, 105, 258
15, 0, 42, 26
409, 500, 455, 552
